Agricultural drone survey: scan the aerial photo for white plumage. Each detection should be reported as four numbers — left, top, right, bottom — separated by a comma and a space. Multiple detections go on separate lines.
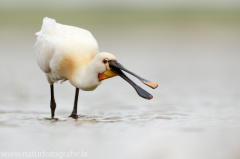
34, 17, 157, 118
34, 17, 116, 91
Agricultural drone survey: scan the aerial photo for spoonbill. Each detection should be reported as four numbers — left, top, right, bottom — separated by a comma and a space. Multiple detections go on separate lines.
34, 17, 158, 118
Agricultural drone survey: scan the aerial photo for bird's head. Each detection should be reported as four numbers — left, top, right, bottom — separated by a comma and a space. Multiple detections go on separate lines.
94, 52, 158, 100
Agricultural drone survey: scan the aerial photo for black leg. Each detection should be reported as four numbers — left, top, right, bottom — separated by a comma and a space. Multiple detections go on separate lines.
50, 84, 56, 118
69, 88, 79, 118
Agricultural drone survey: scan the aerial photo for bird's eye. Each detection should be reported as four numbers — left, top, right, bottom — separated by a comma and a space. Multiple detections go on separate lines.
103, 59, 107, 64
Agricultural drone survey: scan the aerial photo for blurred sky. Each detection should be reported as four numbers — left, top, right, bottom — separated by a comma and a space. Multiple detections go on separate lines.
0, 0, 240, 9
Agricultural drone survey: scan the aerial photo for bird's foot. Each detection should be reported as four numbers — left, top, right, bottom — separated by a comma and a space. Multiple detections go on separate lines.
69, 114, 79, 119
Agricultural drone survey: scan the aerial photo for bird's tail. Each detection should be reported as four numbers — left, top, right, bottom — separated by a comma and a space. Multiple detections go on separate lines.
35, 17, 56, 36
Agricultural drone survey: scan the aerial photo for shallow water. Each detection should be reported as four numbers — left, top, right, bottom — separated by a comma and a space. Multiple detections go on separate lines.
0, 27, 240, 159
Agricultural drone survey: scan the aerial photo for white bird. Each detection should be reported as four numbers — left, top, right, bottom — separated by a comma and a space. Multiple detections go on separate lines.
34, 17, 157, 118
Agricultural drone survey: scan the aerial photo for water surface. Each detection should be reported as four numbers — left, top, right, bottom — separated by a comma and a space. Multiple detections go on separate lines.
0, 26, 240, 159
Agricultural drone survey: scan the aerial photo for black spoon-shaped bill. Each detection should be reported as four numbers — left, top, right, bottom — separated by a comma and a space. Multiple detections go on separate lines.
109, 60, 154, 100
109, 60, 158, 89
